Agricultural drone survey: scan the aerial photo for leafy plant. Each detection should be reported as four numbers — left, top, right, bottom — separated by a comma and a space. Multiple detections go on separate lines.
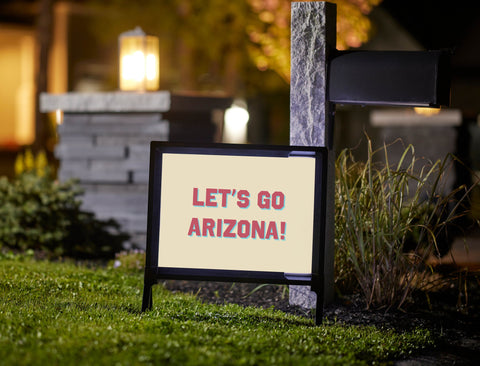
0, 172, 129, 259
334, 138, 470, 310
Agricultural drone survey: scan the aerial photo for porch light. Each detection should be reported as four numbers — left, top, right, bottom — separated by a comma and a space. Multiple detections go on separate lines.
119, 27, 159, 91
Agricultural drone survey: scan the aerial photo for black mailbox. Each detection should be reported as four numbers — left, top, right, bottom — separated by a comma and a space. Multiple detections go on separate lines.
328, 50, 451, 107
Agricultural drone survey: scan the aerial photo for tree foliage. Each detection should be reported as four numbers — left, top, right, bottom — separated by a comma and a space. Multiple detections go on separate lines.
247, 0, 383, 82
90, 0, 382, 92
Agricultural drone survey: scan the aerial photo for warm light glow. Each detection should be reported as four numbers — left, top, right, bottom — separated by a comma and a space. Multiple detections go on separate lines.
414, 107, 441, 116
0, 28, 35, 147
223, 102, 250, 144
119, 27, 159, 91
55, 109, 64, 125
122, 51, 146, 82
146, 54, 157, 81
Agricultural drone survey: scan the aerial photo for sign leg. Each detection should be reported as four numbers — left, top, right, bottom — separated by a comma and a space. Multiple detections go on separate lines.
141, 282, 153, 312
314, 290, 324, 326
311, 273, 324, 326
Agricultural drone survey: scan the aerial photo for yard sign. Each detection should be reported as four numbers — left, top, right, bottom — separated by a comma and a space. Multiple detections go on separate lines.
142, 142, 328, 323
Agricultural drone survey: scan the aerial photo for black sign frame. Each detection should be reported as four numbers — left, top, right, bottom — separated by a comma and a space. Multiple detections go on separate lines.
141, 142, 328, 324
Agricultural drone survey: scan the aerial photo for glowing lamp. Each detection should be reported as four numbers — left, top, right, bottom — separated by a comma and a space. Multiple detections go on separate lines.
119, 27, 159, 91
223, 100, 250, 144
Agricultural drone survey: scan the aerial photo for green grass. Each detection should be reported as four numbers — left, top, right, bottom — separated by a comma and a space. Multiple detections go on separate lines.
0, 256, 434, 365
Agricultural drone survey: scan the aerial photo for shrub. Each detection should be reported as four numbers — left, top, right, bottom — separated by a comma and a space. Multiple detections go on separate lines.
334, 138, 469, 310
0, 172, 129, 259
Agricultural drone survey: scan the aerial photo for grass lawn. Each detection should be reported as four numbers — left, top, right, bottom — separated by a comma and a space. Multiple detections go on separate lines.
0, 255, 434, 365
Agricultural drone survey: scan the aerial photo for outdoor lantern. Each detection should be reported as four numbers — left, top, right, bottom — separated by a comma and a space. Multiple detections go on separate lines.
119, 26, 159, 91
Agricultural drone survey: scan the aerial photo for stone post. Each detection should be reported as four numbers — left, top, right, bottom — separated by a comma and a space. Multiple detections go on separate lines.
289, 1, 336, 308
40, 92, 231, 249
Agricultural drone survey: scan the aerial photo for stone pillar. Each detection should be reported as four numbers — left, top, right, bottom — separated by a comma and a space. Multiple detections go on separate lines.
40, 91, 231, 249
289, 1, 336, 308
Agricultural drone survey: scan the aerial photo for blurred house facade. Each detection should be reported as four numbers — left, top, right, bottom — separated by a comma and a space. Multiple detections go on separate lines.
0, 0, 479, 178
0, 1, 88, 176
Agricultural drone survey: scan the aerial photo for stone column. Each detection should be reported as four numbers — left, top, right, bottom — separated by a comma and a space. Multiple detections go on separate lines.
289, 1, 336, 308
40, 91, 231, 249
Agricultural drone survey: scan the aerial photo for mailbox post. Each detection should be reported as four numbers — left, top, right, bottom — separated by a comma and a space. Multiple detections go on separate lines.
289, 1, 450, 310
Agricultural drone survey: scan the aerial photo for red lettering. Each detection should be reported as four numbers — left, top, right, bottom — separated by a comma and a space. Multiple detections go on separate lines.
280, 221, 286, 240
202, 218, 215, 237
237, 220, 250, 238
205, 188, 218, 207
223, 219, 237, 238
257, 191, 270, 209
188, 218, 284, 240
257, 191, 285, 210
237, 190, 250, 208
216, 218, 223, 237
265, 221, 279, 240
218, 189, 231, 207
251, 220, 265, 239
192, 188, 204, 206
271, 192, 285, 210
188, 218, 201, 236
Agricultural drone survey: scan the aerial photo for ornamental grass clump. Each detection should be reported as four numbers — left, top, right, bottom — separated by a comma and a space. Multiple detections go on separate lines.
335, 138, 469, 310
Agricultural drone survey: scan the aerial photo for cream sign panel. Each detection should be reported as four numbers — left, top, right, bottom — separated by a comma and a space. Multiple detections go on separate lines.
158, 153, 316, 273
